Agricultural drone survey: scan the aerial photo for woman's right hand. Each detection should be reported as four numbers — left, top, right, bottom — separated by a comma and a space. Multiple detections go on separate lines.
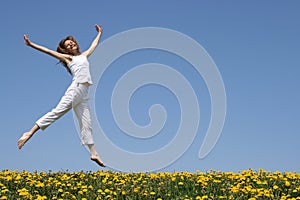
24, 34, 31, 46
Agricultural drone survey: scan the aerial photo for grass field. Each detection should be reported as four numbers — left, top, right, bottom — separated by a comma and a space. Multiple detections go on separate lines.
0, 169, 299, 199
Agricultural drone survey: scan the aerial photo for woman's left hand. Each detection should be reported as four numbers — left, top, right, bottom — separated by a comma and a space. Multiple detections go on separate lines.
95, 24, 102, 33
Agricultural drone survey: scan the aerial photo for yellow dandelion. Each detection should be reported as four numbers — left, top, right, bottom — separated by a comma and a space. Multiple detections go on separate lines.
134, 188, 139, 193
178, 181, 184, 185
18, 188, 30, 196
36, 195, 47, 200
97, 189, 103, 193
1, 189, 9, 194
285, 181, 291, 187
36, 182, 45, 188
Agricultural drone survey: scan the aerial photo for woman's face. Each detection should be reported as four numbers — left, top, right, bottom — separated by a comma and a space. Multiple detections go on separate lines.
64, 40, 78, 51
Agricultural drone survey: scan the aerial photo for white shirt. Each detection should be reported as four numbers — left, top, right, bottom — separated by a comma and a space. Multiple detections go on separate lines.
68, 55, 93, 85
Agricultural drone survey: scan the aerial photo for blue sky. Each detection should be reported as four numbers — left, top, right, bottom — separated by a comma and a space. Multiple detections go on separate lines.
1, 1, 299, 173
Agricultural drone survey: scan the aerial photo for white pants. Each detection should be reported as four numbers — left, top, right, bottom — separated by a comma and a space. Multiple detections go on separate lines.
36, 82, 94, 145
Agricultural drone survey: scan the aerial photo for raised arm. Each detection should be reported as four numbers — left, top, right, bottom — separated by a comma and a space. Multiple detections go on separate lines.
24, 34, 71, 63
82, 24, 102, 57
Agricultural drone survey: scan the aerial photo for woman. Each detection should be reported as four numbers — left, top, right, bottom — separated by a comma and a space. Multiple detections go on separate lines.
18, 24, 105, 167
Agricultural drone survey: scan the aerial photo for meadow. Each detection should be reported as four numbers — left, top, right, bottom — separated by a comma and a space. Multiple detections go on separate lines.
0, 169, 299, 199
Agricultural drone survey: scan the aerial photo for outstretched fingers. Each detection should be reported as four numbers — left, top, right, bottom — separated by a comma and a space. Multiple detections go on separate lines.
18, 132, 32, 149
95, 24, 102, 33
23, 34, 31, 46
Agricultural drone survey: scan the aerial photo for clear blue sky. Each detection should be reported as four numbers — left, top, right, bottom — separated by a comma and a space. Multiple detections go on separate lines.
1, 1, 299, 173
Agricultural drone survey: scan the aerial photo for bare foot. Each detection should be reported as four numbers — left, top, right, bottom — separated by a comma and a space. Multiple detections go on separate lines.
18, 132, 32, 149
91, 155, 106, 167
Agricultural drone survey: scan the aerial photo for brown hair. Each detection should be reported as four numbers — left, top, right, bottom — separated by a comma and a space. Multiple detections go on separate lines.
56, 36, 81, 74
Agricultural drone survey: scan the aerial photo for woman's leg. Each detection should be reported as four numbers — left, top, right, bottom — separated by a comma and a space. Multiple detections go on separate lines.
73, 84, 105, 167
73, 99, 94, 145
18, 83, 75, 149
74, 100, 105, 167
35, 86, 74, 131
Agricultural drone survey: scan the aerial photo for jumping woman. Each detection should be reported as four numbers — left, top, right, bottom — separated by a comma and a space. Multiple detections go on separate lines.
18, 24, 105, 167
